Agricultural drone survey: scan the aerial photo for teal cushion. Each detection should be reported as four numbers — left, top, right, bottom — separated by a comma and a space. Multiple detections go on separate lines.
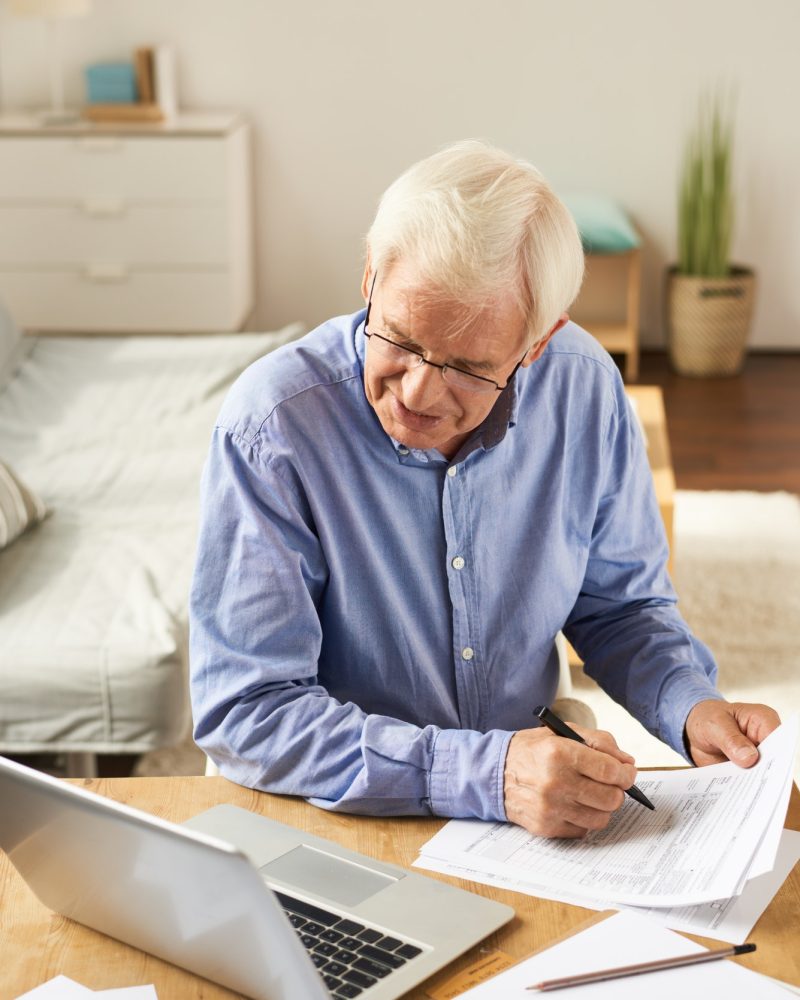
562, 194, 640, 254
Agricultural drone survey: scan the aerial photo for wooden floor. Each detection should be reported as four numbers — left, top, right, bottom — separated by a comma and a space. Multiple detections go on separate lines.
636, 351, 800, 494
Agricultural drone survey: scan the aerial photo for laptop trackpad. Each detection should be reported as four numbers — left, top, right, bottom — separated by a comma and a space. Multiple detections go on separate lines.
260, 845, 401, 908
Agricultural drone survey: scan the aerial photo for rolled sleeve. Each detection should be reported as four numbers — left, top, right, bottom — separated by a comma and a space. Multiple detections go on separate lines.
429, 727, 513, 821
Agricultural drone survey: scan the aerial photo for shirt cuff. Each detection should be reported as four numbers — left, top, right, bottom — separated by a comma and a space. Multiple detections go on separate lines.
656, 669, 725, 760
429, 728, 513, 821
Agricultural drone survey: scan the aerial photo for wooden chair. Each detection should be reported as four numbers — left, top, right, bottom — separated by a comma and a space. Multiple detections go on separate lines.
580, 247, 641, 382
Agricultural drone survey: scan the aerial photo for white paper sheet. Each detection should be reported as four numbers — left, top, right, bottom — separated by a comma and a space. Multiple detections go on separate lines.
15, 978, 93, 1000
456, 910, 793, 999
15, 979, 157, 1000
95, 989, 158, 999
417, 717, 798, 908
748, 744, 795, 878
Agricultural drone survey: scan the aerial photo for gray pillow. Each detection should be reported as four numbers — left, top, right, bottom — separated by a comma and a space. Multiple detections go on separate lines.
0, 460, 47, 550
0, 298, 23, 384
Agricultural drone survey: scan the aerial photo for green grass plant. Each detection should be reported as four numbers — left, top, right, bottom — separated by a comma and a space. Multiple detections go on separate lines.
678, 95, 735, 277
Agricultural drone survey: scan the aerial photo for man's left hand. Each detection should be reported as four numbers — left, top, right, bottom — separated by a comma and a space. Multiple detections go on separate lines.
685, 699, 780, 767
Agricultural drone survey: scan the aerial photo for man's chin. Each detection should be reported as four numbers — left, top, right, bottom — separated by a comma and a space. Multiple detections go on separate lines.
384, 421, 438, 453
390, 424, 464, 459
375, 405, 462, 456
395, 429, 435, 451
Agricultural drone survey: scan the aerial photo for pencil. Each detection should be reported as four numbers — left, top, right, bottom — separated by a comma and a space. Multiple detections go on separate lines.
526, 942, 757, 991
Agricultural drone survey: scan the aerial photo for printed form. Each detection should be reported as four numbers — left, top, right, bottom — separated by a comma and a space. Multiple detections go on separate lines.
416, 716, 798, 909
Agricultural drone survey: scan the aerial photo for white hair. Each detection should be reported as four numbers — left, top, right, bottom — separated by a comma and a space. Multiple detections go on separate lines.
366, 140, 585, 345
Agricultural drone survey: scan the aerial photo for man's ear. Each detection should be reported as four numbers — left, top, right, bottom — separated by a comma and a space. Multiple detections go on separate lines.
361, 254, 373, 303
522, 313, 570, 365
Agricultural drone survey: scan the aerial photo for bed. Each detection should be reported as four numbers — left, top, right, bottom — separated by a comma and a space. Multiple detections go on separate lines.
0, 306, 303, 773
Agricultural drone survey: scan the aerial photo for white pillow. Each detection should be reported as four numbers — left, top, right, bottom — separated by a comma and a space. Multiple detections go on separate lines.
0, 460, 47, 550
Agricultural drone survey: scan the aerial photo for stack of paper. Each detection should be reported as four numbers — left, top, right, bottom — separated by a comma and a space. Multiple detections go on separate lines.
415, 716, 800, 943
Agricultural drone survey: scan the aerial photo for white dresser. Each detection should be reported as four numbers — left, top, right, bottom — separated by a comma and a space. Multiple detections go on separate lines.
0, 112, 253, 333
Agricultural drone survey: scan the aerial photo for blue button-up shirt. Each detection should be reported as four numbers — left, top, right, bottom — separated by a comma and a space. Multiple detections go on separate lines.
189, 310, 721, 821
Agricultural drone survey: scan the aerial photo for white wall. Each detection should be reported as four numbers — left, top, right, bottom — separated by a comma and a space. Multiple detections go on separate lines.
1, 0, 798, 348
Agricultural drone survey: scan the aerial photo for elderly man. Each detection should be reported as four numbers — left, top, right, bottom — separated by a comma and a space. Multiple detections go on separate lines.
190, 141, 778, 838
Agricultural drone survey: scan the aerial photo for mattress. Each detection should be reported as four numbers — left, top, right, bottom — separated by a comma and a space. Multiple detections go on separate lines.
0, 326, 303, 754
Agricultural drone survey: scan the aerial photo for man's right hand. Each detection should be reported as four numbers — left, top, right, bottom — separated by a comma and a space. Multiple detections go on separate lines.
503, 725, 638, 838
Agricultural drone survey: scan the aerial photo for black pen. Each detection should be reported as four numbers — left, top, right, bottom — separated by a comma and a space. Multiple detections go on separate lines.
534, 705, 655, 810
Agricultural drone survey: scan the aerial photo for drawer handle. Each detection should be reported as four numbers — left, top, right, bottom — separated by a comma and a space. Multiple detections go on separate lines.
81, 198, 127, 217
84, 264, 129, 283
75, 138, 124, 153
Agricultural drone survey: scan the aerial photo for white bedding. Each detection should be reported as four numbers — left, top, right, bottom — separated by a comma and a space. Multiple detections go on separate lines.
0, 327, 303, 754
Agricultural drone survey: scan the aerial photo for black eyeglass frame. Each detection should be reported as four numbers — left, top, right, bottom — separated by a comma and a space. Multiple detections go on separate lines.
364, 273, 527, 394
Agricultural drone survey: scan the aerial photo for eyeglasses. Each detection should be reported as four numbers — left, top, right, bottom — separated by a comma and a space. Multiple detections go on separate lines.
364, 274, 526, 395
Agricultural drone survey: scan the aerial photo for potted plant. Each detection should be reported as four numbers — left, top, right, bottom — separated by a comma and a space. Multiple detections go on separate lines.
667, 95, 756, 376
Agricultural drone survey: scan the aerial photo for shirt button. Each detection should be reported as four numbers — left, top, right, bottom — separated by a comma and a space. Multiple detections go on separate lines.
461, 647, 474, 661
451, 556, 465, 570
398, 446, 410, 456
447, 466, 457, 477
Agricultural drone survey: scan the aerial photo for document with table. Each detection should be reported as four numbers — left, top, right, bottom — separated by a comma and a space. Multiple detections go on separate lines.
415, 716, 799, 940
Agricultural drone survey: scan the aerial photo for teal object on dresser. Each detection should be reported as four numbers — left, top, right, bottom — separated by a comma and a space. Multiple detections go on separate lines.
85, 62, 137, 104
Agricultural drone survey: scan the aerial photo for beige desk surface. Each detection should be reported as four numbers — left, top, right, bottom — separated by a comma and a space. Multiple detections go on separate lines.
2, 776, 799, 997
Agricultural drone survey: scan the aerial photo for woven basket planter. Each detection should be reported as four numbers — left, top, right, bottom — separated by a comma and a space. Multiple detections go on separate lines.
667, 266, 756, 376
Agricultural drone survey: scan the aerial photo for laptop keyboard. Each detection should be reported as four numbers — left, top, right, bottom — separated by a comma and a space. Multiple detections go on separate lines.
275, 890, 423, 997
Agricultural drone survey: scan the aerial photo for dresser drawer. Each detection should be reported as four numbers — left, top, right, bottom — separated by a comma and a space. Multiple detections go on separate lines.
0, 114, 253, 332
0, 204, 228, 266
0, 270, 248, 332
0, 136, 229, 201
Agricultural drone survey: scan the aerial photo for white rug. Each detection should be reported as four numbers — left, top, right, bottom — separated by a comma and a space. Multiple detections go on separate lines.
572, 490, 800, 782
138, 490, 800, 782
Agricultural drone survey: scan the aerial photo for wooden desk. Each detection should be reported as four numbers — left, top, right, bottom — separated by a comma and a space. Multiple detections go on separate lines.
2, 776, 799, 997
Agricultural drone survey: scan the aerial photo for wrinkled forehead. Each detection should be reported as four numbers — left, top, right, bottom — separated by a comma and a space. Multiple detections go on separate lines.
375, 262, 526, 352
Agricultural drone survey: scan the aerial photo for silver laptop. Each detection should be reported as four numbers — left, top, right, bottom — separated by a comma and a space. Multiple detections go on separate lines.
0, 755, 513, 999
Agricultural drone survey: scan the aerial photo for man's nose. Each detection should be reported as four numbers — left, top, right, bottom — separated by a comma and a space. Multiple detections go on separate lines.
401, 361, 447, 408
